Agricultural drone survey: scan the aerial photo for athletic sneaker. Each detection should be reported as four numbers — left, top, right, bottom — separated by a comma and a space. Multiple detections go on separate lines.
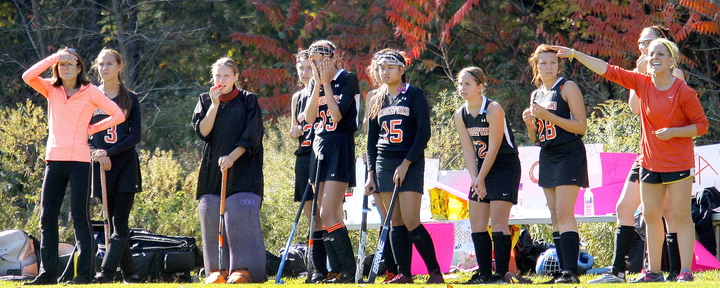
504, 271, 533, 284
204, 270, 227, 284
463, 273, 489, 284
426, 272, 445, 284
323, 272, 354, 284
629, 269, 665, 283
588, 272, 625, 283
542, 272, 562, 284
122, 275, 143, 284
308, 272, 326, 283
676, 269, 694, 282
384, 274, 414, 284
554, 271, 580, 284
486, 273, 508, 284
381, 272, 398, 284
226, 270, 253, 283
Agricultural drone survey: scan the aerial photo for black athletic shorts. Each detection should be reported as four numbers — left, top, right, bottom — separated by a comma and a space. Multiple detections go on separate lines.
375, 157, 424, 193
469, 155, 521, 204
640, 167, 694, 184
538, 138, 589, 188
626, 159, 641, 183
310, 133, 356, 187
294, 152, 314, 202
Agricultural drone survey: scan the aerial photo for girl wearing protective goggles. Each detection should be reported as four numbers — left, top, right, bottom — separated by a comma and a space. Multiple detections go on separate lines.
365, 48, 444, 284
302, 39, 361, 284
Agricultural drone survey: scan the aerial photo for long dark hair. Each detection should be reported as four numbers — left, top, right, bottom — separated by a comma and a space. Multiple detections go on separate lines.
94, 48, 133, 115
367, 48, 408, 120
51, 48, 91, 88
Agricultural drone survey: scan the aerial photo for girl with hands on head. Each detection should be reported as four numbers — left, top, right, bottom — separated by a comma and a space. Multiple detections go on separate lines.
524, 44, 588, 284
22, 47, 125, 285
289, 50, 338, 282
553, 39, 708, 283
302, 40, 360, 283
365, 48, 444, 284
193, 57, 266, 284
453, 67, 521, 284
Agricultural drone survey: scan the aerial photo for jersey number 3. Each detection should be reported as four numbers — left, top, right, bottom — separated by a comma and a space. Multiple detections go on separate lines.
104, 126, 118, 144
381, 119, 403, 143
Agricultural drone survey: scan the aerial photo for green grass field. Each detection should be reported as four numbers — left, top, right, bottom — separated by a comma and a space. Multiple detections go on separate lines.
2, 270, 719, 287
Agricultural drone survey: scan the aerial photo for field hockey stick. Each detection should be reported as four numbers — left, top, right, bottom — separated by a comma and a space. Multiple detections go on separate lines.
354, 194, 369, 283
100, 169, 110, 246
365, 184, 400, 283
275, 185, 311, 283
305, 154, 323, 283
218, 169, 228, 275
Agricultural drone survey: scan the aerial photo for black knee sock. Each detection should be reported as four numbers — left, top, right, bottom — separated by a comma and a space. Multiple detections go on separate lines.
552, 231, 562, 271
559, 231, 579, 275
328, 226, 356, 276
611, 226, 635, 276
390, 225, 410, 276
471, 232, 492, 277
383, 236, 398, 274
409, 224, 441, 275
666, 233, 680, 275
314, 231, 329, 275
492, 232, 512, 275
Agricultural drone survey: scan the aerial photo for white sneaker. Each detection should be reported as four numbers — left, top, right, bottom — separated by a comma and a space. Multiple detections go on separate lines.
588, 273, 625, 284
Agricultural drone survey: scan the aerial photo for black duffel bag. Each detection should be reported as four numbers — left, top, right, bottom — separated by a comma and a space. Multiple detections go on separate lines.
128, 229, 202, 283
94, 227, 202, 283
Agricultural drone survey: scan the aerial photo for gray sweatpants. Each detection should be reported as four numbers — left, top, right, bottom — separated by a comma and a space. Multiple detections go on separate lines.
199, 193, 265, 282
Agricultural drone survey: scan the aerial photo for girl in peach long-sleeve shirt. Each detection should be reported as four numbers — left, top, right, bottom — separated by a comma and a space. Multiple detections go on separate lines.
21, 48, 124, 285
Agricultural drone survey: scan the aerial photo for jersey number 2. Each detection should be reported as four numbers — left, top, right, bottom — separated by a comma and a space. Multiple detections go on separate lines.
474, 141, 488, 158
535, 119, 556, 142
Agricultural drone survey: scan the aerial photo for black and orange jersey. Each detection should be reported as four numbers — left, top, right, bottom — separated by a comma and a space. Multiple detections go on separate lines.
367, 84, 431, 171
531, 77, 582, 149
89, 92, 141, 157
293, 88, 314, 156
311, 69, 360, 136
461, 96, 518, 167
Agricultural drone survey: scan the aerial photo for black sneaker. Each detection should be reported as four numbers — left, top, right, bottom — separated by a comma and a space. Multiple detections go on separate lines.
323, 272, 354, 284
66, 276, 92, 285
554, 271, 580, 284
23, 277, 57, 286
123, 275, 143, 284
463, 273, 489, 284
542, 272, 562, 284
93, 273, 113, 284
486, 273, 508, 284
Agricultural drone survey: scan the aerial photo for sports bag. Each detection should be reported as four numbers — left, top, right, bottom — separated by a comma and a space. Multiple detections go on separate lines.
128, 229, 202, 283
0, 230, 39, 276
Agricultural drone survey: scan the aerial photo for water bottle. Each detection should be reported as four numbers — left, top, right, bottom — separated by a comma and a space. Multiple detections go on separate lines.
517, 183, 524, 209
583, 189, 594, 216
